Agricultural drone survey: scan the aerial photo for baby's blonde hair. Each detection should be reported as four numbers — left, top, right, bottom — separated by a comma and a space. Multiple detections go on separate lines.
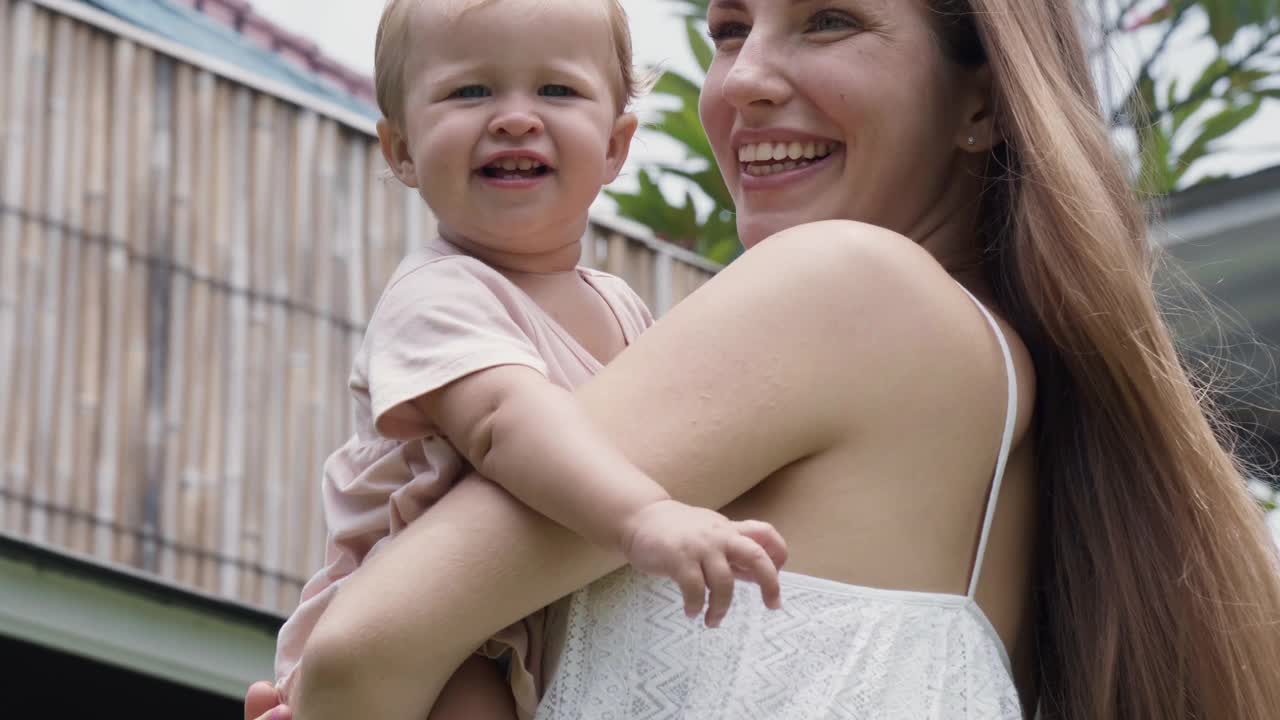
375, 0, 639, 124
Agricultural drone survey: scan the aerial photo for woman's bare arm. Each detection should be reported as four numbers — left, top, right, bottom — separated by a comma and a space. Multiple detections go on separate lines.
292, 221, 999, 720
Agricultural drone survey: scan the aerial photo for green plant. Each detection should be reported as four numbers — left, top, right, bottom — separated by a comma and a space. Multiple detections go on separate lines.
606, 0, 741, 263
1103, 0, 1280, 193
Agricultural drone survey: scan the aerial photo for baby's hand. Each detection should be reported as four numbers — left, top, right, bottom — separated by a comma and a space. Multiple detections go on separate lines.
621, 499, 788, 628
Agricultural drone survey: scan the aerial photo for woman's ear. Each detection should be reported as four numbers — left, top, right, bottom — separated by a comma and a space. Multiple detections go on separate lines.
378, 118, 419, 187
955, 64, 1000, 152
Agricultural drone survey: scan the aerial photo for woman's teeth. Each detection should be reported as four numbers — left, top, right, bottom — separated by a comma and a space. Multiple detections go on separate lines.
738, 141, 837, 177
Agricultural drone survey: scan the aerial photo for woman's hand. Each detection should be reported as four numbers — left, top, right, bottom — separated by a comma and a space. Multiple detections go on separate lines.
245, 681, 290, 720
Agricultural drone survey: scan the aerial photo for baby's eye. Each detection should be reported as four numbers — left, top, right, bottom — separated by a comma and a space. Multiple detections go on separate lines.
807, 10, 860, 33
450, 85, 491, 99
539, 84, 578, 98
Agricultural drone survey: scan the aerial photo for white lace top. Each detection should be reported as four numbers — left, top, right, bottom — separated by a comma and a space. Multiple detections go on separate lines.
535, 289, 1026, 719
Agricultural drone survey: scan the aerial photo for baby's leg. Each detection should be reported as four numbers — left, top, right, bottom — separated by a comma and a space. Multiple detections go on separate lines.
427, 654, 519, 720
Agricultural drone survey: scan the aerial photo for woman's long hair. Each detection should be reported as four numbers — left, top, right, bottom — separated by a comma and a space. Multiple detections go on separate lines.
929, 2, 1280, 717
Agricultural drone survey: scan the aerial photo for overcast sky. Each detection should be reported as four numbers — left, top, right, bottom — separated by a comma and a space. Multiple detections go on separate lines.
250, 0, 1279, 199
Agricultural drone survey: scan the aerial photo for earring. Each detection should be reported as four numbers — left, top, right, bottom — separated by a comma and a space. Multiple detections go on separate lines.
967, 136, 977, 147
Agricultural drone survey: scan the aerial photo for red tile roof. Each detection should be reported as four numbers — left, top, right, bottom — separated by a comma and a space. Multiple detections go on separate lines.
172, 0, 376, 106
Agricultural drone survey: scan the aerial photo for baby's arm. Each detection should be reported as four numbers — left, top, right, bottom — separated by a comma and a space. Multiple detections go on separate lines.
255, 656, 516, 720
416, 365, 785, 626
420, 365, 663, 551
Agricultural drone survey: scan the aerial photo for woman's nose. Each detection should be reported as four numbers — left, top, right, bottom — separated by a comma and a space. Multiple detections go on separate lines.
720, 35, 792, 110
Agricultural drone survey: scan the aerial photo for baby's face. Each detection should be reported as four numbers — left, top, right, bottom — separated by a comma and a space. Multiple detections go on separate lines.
392, 0, 634, 260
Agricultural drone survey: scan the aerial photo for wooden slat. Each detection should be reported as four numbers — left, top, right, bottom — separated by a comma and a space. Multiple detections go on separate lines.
92, 35, 135, 562
344, 138, 368, 384
363, 148, 387, 315
70, 28, 110, 557
116, 45, 155, 568
219, 86, 252, 599
239, 92, 276, 604
159, 60, 195, 581
50, 20, 90, 549
673, 263, 693, 311
631, 242, 656, 309
652, 249, 672, 316
297, 110, 321, 603
0, 5, 33, 529
9, 7, 52, 535
197, 78, 232, 593
323, 130, 349, 496
177, 69, 216, 587
280, 110, 318, 610
604, 233, 628, 283
262, 99, 293, 610
306, 119, 338, 578
28, 12, 76, 544
335, 136, 363, 445
0, 0, 10, 186
140, 54, 174, 573
384, 177, 404, 292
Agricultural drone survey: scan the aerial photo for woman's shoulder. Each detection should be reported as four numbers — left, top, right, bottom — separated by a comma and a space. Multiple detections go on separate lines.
721, 221, 993, 346
732, 220, 965, 302
710, 220, 1035, 441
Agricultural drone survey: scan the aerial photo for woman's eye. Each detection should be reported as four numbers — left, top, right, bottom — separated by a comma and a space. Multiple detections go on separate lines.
808, 11, 859, 33
539, 84, 577, 98
707, 21, 749, 47
450, 85, 490, 99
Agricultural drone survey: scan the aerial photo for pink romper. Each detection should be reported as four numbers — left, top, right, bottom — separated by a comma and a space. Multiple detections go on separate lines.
274, 235, 653, 718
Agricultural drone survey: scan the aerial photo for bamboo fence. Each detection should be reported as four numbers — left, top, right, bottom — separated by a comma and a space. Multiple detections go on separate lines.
0, 0, 718, 613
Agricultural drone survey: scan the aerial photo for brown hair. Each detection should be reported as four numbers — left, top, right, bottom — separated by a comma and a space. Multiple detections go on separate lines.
374, 0, 639, 124
928, 1, 1280, 717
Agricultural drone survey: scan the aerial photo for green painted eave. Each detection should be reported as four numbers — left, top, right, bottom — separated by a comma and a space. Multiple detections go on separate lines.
0, 532, 280, 699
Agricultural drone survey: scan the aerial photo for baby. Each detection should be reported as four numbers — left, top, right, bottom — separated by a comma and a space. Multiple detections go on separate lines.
271, 1, 786, 718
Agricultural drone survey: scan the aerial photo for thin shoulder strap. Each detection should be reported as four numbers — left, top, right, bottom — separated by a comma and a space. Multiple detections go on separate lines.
957, 286, 1019, 600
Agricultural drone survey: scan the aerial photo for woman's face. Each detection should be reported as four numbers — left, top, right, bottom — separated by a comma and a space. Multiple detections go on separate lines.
699, 0, 987, 249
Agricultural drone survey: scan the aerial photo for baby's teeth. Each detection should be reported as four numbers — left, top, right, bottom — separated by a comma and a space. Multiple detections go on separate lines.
517, 158, 533, 170
500, 158, 517, 170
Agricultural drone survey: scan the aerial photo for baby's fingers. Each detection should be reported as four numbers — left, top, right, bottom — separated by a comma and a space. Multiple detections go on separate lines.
727, 535, 783, 610
245, 682, 284, 720
734, 519, 788, 570
702, 554, 736, 628
248, 703, 289, 720
675, 564, 708, 619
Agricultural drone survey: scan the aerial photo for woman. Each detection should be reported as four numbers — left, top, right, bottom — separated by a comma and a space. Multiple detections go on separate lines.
248, 0, 1280, 718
